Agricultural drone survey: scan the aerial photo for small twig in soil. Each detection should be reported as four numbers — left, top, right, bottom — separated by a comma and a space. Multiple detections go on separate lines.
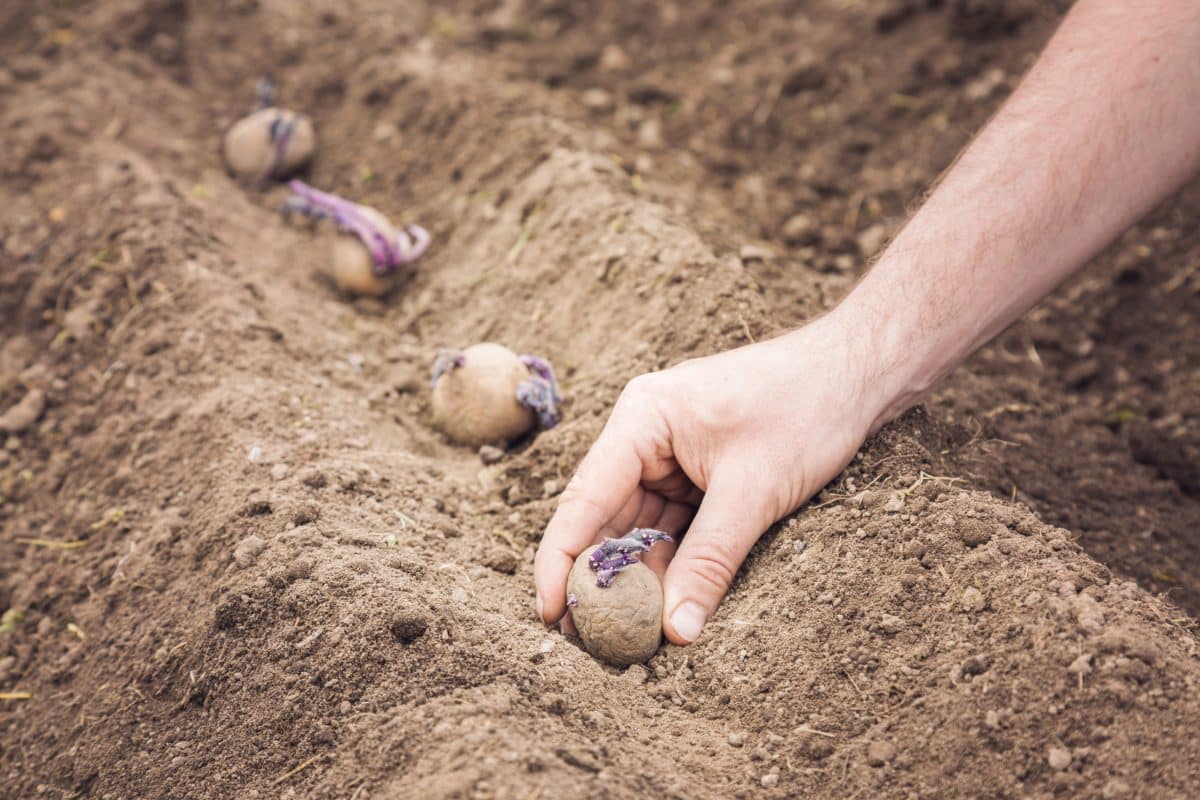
811, 473, 885, 509
794, 725, 836, 738
899, 471, 963, 497
504, 211, 539, 266
272, 754, 323, 786
0, 691, 32, 700
15, 537, 87, 550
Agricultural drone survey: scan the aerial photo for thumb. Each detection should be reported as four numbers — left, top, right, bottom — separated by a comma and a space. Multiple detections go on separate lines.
661, 476, 774, 645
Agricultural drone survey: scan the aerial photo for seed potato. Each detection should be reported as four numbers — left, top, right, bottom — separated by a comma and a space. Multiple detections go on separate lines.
222, 108, 316, 180
566, 545, 664, 665
431, 343, 536, 445
329, 206, 399, 297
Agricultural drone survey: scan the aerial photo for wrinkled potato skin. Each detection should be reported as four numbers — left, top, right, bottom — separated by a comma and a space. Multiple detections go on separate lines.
567, 545, 663, 665
222, 108, 316, 179
432, 343, 535, 445
329, 207, 398, 297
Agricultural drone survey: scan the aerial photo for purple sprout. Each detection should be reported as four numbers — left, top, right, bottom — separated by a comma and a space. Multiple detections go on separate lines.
588, 528, 673, 588
255, 75, 277, 109
250, 76, 295, 183
282, 180, 431, 275
566, 594, 579, 608
516, 354, 562, 430
261, 112, 297, 182
430, 348, 466, 389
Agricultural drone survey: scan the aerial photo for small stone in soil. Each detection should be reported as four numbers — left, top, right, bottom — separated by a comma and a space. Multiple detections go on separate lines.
478, 445, 505, 465
727, 732, 745, 747
0, 389, 45, 434
760, 773, 779, 788
1047, 746, 1072, 770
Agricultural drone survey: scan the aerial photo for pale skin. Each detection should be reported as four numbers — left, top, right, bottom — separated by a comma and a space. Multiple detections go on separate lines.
535, 0, 1200, 645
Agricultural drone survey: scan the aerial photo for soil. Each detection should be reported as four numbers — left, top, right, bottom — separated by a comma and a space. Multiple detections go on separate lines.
2, 1, 1199, 798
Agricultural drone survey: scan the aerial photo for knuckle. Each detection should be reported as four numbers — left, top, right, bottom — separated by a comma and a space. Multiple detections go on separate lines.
682, 538, 740, 595
619, 373, 659, 405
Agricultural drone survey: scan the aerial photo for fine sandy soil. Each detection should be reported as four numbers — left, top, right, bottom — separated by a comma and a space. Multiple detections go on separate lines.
3, 1, 1200, 798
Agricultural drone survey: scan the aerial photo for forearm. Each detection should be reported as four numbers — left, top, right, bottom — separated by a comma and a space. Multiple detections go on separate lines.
832, 0, 1200, 430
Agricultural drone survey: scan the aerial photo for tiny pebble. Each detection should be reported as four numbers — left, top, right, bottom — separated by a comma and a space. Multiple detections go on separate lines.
727, 732, 745, 747
1101, 779, 1131, 798
248, 446, 263, 463
760, 773, 779, 789
270, 463, 290, 481
1047, 746, 1072, 770
451, 588, 469, 604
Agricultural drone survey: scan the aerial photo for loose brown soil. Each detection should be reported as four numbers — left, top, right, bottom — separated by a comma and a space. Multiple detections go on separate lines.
3, 1, 1199, 798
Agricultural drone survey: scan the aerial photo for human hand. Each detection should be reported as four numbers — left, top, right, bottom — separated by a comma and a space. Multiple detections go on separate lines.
534, 311, 887, 645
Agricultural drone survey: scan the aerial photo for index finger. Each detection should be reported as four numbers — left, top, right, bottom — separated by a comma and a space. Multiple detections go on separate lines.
533, 422, 642, 623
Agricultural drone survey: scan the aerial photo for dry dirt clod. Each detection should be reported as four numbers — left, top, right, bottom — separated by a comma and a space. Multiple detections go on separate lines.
961, 586, 987, 613
389, 611, 429, 644
867, 739, 896, 767
1101, 779, 1132, 798
727, 732, 745, 747
232, 535, 266, 567
0, 389, 45, 434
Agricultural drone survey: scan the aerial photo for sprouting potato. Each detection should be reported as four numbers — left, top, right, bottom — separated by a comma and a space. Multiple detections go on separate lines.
222, 108, 316, 181
281, 180, 431, 297
330, 205, 399, 297
566, 532, 672, 665
431, 343, 535, 444
430, 344, 562, 446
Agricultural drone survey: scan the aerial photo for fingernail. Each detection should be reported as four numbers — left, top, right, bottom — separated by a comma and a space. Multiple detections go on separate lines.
669, 601, 707, 643
535, 594, 544, 622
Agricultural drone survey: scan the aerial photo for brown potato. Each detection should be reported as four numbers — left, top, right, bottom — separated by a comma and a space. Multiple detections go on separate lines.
431, 343, 536, 445
328, 206, 399, 297
222, 108, 316, 180
566, 545, 663, 665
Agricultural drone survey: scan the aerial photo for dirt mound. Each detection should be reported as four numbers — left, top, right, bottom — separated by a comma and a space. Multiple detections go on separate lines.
3, 1, 1199, 798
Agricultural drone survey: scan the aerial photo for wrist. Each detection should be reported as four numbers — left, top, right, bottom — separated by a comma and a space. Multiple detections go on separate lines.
823, 270, 953, 435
